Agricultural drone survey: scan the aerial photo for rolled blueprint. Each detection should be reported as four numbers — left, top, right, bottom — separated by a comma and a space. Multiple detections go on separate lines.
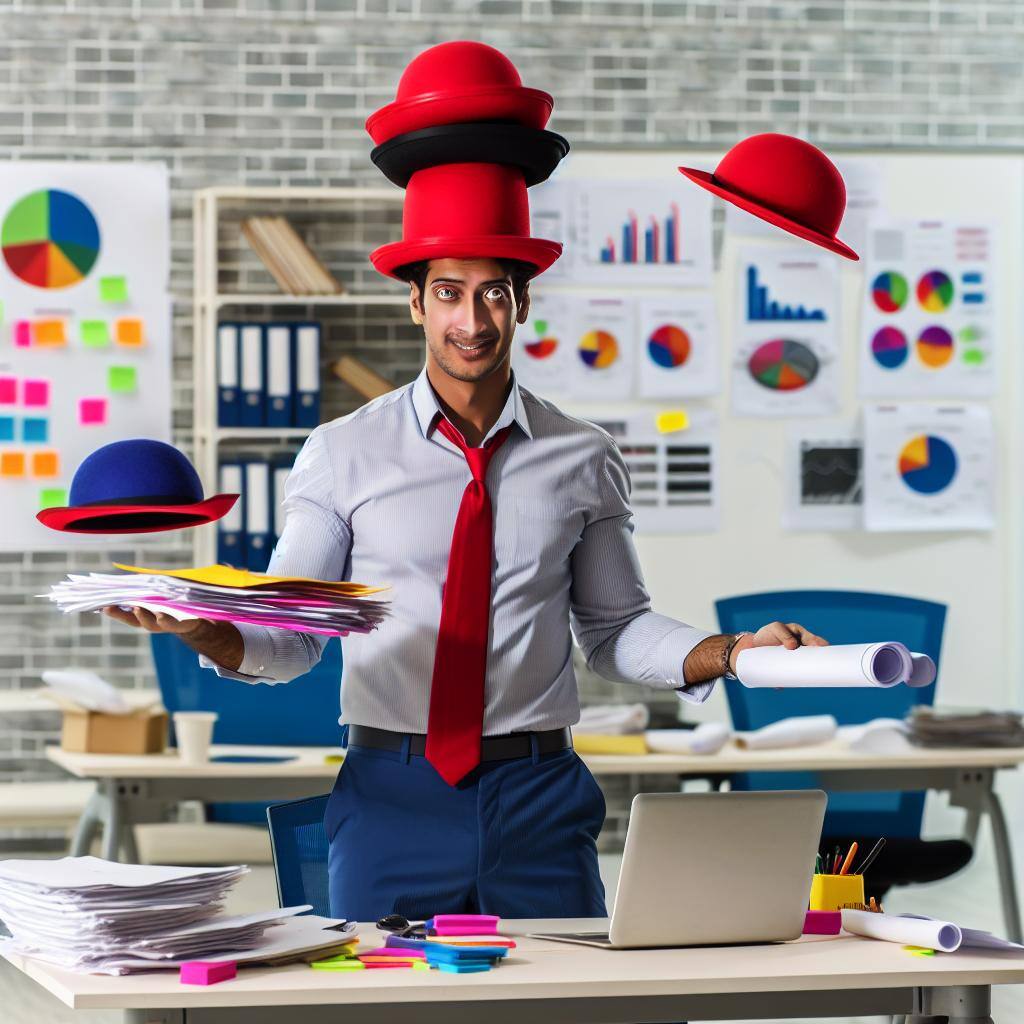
735, 642, 937, 689
644, 722, 731, 755
736, 714, 837, 750
841, 909, 961, 952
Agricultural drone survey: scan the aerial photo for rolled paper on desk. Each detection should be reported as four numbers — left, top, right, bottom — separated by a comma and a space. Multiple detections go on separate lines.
841, 909, 962, 952
644, 722, 731, 755
735, 643, 937, 689
736, 714, 837, 750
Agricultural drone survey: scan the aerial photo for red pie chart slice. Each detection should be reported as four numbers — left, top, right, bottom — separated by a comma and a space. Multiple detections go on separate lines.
3, 241, 50, 286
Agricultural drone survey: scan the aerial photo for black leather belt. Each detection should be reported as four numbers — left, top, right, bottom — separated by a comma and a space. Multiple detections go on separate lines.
347, 724, 572, 761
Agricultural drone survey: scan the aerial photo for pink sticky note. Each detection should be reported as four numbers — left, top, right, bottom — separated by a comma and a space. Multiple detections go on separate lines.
180, 960, 237, 986
79, 397, 107, 425
22, 379, 49, 408
13, 321, 31, 348
0, 378, 15, 405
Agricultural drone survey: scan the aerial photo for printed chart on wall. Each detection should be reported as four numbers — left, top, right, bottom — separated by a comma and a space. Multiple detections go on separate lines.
860, 220, 995, 397
0, 162, 171, 550
586, 409, 719, 534
567, 296, 636, 400
510, 290, 573, 398
783, 420, 863, 532
863, 404, 994, 532
732, 247, 840, 416
636, 293, 718, 398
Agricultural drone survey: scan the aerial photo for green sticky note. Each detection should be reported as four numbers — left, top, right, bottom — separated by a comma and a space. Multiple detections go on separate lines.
39, 487, 67, 510
80, 320, 110, 347
108, 365, 137, 393
962, 349, 985, 366
99, 275, 129, 303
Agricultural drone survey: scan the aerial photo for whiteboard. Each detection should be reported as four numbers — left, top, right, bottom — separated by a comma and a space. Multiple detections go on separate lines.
543, 150, 1024, 714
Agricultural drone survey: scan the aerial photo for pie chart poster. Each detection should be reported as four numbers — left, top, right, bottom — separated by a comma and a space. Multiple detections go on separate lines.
0, 162, 171, 550
863, 403, 994, 532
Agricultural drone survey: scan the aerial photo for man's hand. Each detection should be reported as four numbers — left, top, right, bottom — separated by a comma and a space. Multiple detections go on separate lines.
729, 621, 828, 674
103, 606, 245, 673
103, 606, 209, 635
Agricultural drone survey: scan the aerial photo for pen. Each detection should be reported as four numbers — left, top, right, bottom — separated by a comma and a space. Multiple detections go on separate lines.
832, 845, 841, 874
839, 841, 858, 876
855, 837, 886, 876
815, 853, 823, 874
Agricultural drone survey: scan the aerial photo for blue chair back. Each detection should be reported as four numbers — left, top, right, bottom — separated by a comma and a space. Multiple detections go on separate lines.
267, 794, 331, 917
151, 634, 344, 823
715, 590, 945, 838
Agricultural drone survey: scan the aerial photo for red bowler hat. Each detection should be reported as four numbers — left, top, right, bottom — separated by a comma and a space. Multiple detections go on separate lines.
369, 162, 562, 281
678, 133, 859, 261
366, 41, 553, 146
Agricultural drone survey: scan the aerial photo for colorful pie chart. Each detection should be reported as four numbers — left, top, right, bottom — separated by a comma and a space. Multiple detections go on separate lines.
2, 189, 101, 289
524, 337, 557, 359
871, 271, 908, 313
578, 330, 619, 369
747, 339, 818, 391
871, 326, 909, 369
898, 434, 957, 495
647, 323, 691, 369
916, 270, 953, 313
916, 325, 954, 368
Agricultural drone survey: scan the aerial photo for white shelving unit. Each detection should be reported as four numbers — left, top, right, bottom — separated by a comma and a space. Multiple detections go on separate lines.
191, 185, 405, 564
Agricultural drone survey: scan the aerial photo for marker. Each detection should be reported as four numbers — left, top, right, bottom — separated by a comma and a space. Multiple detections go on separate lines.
832, 845, 841, 874
855, 837, 886, 876
839, 841, 858, 876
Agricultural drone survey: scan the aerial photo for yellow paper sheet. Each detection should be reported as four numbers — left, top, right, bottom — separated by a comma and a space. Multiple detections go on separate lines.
114, 563, 390, 595
572, 733, 649, 755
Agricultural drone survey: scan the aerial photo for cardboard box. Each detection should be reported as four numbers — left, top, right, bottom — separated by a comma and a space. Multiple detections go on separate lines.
59, 706, 168, 755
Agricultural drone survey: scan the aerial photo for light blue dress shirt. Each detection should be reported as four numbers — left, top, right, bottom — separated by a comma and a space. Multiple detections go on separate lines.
202, 367, 721, 733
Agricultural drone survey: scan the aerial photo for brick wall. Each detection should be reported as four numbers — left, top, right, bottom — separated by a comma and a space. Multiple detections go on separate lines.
1, 0, 1021, 842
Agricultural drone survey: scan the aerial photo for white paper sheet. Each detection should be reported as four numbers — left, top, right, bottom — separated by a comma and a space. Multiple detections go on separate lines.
842, 909, 962, 951
736, 714, 837, 750
644, 722, 730, 755
735, 643, 936, 689
635, 293, 719, 399
577, 703, 649, 735
838, 718, 912, 755
40, 668, 132, 714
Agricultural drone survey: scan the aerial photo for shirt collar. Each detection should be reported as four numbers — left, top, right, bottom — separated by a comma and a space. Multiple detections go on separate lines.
411, 365, 533, 443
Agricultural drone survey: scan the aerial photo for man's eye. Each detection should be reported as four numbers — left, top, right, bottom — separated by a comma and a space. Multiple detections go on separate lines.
486, 287, 508, 301
436, 287, 455, 299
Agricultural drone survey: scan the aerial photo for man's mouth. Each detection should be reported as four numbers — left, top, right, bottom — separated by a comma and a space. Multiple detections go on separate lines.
450, 338, 496, 353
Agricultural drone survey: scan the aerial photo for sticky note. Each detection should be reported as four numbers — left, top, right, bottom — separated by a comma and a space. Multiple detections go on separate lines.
0, 417, 14, 442
22, 418, 48, 444
99, 275, 129, 303
31, 451, 59, 478
39, 487, 66, 509
33, 319, 67, 346
80, 320, 110, 347
79, 397, 107, 425
115, 318, 144, 346
22, 379, 49, 407
656, 410, 689, 434
0, 452, 26, 478
0, 378, 16, 405
108, 365, 137, 394
13, 321, 31, 348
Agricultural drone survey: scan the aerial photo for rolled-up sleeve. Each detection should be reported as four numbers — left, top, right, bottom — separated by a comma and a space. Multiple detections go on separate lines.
200, 426, 352, 684
568, 435, 721, 705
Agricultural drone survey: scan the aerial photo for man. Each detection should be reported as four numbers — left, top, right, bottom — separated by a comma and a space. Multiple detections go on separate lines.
108, 251, 827, 919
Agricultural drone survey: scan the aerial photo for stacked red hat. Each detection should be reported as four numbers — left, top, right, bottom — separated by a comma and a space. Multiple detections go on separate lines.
365, 41, 569, 281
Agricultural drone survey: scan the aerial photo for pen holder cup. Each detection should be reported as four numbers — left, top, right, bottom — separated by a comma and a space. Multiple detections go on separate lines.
809, 873, 865, 912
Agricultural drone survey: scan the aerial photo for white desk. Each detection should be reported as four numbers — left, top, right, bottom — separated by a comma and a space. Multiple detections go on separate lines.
4, 918, 1023, 1023
46, 739, 1024, 941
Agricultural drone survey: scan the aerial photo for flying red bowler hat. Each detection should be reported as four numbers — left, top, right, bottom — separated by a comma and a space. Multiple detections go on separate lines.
678, 133, 859, 261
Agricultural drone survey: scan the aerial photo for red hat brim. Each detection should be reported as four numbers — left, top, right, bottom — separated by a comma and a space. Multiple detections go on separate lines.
678, 166, 860, 261
366, 86, 554, 146
370, 235, 563, 281
36, 493, 239, 534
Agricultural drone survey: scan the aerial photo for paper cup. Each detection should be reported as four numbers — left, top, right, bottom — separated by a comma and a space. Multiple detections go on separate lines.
172, 711, 218, 764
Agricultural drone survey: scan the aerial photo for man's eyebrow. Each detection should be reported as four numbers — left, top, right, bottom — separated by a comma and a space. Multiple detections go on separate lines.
427, 277, 512, 287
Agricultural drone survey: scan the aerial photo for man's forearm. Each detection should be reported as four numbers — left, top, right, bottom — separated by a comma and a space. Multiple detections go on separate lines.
683, 633, 734, 685
177, 620, 245, 673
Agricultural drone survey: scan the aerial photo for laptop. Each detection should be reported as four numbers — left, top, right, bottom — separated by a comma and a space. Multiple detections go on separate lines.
531, 789, 826, 949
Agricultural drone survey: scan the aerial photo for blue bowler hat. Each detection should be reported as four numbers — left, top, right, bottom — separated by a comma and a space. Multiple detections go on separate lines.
37, 438, 238, 534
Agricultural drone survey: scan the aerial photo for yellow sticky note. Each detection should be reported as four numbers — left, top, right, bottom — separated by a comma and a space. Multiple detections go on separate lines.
655, 410, 689, 434
0, 452, 26, 478
115, 318, 144, 346
100, 276, 129, 303
34, 319, 67, 346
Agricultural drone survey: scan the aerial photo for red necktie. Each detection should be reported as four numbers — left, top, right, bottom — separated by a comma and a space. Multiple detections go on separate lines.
426, 417, 514, 786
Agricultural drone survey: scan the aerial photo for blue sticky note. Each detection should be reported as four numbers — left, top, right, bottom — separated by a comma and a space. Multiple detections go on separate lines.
0, 416, 13, 442
22, 417, 48, 443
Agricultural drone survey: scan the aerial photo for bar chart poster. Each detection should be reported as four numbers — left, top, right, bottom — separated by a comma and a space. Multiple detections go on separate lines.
510, 290, 572, 398
859, 220, 995, 398
863, 403, 994, 532
528, 179, 572, 282
0, 162, 172, 550
636, 293, 719, 398
573, 179, 713, 286
566, 296, 636, 400
733, 247, 840, 416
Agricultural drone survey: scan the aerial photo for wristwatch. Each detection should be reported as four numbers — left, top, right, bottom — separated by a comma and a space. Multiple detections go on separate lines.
723, 632, 751, 680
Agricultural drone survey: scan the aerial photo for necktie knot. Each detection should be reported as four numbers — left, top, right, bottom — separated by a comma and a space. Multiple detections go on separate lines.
436, 417, 512, 483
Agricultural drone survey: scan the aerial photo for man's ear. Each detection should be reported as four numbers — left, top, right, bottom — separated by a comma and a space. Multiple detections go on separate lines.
516, 283, 531, 325
409, 283, 424, 326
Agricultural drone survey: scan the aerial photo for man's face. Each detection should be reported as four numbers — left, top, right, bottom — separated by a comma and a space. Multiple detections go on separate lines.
411, 258, 530, 384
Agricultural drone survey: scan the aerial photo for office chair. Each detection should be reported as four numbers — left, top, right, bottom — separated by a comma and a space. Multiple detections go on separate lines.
267, 794, 331, 917
716, 589, 971, 900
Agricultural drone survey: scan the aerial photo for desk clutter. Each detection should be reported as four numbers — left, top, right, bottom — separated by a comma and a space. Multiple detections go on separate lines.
0, 856, 356, 974
908, 706, 1024, 748
46, 562, 391, 637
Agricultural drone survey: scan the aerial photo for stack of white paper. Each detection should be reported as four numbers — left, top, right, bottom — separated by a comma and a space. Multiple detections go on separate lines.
0, 856, 353, 974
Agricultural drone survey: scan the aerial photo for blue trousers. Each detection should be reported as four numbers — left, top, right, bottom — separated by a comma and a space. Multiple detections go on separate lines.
325, 741, 608, 921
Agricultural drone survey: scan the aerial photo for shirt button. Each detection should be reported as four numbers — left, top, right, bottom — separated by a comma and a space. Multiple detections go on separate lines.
258, 665, 265, 672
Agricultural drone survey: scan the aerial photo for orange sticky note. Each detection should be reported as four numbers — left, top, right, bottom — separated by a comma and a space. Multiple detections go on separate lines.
31, 451, 59, 478
115, 318, 144, 346
34, 320, 67, 346
0, 452, 26, 478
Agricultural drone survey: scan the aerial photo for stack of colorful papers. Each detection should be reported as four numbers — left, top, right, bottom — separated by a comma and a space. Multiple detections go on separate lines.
45, 564, 391, 637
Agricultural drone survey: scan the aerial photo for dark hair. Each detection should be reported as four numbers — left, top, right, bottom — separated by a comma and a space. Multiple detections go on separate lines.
396, 257, 535, 308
